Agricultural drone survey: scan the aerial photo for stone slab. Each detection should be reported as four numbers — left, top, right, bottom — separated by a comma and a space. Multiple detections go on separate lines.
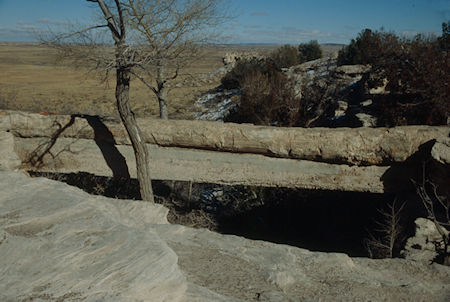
1, 171, 449, 301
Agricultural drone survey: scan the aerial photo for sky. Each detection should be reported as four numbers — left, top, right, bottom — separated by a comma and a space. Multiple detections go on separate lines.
0, 0, 448, 44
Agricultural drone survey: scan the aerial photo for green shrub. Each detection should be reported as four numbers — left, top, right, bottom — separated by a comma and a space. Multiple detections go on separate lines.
298, 40, 322, 63
267, 41, 323, 69
269, 44, 300, 69
338, 29, 385, 65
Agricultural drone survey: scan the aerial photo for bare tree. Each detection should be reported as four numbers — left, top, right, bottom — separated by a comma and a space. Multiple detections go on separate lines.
42, 0, 154, 201
122, 0, 229, 119
82, 0, 155, 201
365, 199, 406, 259
41, 0, 228, 200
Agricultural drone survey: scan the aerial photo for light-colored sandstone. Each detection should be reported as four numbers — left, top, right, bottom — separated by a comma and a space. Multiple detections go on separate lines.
1, 171, 449, 301
335, 64, 371, 75
0, 131, 21, 171
432, 136, 450, 165
403, 218, 449, 264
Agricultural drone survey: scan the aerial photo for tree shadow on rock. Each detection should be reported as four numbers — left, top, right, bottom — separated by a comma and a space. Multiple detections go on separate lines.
26, 115, 76, 167
81, 115, 132, 198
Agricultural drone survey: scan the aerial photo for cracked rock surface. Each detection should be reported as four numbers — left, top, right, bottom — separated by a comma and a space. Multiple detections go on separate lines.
1, 171, 449, 301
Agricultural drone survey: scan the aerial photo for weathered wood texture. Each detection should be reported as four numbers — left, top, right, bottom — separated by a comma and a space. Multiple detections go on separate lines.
1, 110, 448, 166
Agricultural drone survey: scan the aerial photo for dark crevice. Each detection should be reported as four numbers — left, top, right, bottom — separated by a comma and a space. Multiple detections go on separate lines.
28, 171, 422, 258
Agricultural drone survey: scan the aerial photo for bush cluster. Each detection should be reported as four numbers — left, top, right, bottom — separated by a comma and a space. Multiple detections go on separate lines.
269, 45, 300, 69
338, 24, 449, 126
221, 41, 323, 90
221, 56, 304, 126
235, 68, 300, 126
298, 40, 323, 63
219, 41, 325, 127
222, 23, 449, 127
268, 40, 323, 69
221, 58, 268, 90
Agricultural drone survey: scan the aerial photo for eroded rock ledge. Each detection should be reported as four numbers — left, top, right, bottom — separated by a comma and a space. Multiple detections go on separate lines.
1, 171, 449, 301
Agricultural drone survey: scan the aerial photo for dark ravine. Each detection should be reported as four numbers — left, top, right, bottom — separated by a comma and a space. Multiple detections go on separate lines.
1, 171, 449, 301
22, 171, 429, 260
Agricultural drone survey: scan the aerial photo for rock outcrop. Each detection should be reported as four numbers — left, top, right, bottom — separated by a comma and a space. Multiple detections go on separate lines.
0, 131, 21, 171
12, 136, 388, 192
194, 88, 240, 121
284, 57, 374, 127
432, 137, 450, 165
403, 218, 449, 264
222, 52, 263, 67
1, 171, 450, 301
284, 57, 370, 99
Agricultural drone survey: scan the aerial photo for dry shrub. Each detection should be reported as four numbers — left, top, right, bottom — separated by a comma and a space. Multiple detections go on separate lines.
221, 58, 268, 89
268, 41, 322, 70
413, 163, 450, 265
364, 199, 406, 259
236, 70, 301, 126
224, 61, 333, 127
374, 35, 449, 126
339, 27, 449, 126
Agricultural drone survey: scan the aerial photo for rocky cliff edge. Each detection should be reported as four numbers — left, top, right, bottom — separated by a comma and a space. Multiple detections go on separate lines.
1, 171, 449, 301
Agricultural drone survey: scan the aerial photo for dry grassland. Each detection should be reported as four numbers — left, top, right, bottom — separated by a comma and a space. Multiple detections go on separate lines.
0, 42, 229, 119
0, 42, 341, 119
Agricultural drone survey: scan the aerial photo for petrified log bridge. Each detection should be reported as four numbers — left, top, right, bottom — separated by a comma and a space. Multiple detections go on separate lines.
1, 111, 448, 193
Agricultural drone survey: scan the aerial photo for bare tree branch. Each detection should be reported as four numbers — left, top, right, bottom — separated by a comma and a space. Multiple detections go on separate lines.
40, 0, 230, 198
97, 0, 121, 42
412, 162, 450, 265
365, 199, 406, 259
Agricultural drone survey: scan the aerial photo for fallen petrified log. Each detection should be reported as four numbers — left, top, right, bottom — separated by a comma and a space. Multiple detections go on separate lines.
1, 110, 448, 166
11, 136, 389, 193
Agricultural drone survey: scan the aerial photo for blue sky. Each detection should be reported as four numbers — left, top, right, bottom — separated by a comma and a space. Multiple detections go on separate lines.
0, 0, 448, 44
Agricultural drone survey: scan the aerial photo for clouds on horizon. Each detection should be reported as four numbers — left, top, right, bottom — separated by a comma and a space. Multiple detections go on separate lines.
0, 13, 445, 44
36, 18, 74, 26
226, 23, 348, 44
0, 18, 78, 41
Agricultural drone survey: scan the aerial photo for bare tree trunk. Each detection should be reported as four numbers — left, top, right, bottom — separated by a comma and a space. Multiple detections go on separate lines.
158, 87, 169, 120
156, 63, 169, 120
116, 44, 154, 202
